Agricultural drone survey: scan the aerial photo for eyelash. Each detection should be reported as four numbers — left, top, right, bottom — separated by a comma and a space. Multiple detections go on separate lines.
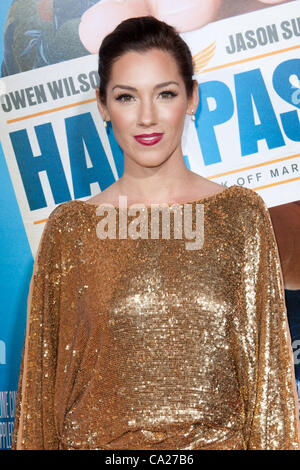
115, 90, 178, 103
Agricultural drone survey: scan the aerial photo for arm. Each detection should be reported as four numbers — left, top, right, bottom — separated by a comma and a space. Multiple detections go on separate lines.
12, 207, 63, 450
234, 192, 300, 450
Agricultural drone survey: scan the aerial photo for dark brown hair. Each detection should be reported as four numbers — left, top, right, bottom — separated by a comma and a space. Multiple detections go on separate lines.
98, 16, 195, 105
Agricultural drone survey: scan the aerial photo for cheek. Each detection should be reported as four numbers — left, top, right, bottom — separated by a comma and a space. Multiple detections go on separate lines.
110, 108, 132, 133
157, 99, 186, 122
164, 102, 187, 128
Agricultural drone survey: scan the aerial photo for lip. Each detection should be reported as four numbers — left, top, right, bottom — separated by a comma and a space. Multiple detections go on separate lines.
134, 133, 164, 146
134, 133, 163, 138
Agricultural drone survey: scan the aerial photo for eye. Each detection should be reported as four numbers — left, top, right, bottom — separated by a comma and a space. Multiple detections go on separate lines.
115, 93, 133, 103
159, 90, 178, 99
114, 90, 178, 103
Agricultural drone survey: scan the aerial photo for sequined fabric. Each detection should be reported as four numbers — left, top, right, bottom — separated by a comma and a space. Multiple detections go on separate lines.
12, 184, 300, 450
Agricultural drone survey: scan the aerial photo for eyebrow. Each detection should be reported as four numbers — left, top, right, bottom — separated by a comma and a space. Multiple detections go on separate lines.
112, 81, 180, 92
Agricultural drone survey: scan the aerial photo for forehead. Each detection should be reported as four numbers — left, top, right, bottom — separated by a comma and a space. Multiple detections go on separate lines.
110, 49, 182, 84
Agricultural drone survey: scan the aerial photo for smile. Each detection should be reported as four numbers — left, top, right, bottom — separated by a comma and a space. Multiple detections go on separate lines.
134, 134, 164, 146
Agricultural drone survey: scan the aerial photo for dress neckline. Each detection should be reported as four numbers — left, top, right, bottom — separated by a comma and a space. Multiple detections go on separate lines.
77, 184, 238, 210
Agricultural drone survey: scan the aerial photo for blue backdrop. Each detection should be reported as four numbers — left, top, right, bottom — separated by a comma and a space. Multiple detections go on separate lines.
0, 0, 31, 450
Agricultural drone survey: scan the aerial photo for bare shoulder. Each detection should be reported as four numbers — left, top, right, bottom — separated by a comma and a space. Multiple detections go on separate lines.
84, 183, 119, 206
84, 179, 228, 206
83, 175, 249, 208
191, 176, 226, 198
205, 181, 227, 194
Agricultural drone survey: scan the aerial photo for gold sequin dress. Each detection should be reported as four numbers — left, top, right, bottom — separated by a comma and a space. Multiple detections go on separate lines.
12, 184, 300, 450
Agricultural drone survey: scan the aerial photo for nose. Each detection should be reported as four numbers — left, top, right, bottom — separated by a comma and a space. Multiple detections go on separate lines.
138, 99, 157, 127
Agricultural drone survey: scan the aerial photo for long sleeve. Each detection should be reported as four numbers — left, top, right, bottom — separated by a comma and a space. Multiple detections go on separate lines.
233, 191, 300, 450
12, 206, 64, 450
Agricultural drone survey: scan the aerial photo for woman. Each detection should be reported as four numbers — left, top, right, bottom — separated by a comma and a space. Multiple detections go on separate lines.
12, 16, 299, 450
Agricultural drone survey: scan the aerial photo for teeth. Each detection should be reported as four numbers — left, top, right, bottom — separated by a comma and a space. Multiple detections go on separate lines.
139, 136, 159, 140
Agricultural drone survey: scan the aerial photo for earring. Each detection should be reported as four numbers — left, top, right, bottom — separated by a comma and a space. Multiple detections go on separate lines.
191, 109, 196, 121
103, 119, 107, 128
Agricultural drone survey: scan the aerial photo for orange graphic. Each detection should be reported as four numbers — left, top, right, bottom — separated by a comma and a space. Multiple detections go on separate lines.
192, 42, 216, 74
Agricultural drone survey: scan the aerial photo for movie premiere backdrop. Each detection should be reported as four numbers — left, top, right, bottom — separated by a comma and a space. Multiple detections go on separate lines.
0, 0, 300, 450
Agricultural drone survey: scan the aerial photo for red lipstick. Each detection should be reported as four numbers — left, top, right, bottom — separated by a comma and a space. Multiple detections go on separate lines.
134, 133, 164, 146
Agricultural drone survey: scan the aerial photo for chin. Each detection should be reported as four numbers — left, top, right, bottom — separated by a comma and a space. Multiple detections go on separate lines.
131, 154, 169, 168
138, 159, 168, 168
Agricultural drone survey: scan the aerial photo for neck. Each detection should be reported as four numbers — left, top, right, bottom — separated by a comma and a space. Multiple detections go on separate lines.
116, 169, 201, 205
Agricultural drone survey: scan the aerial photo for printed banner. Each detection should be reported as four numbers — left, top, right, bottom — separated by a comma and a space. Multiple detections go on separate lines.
183, 0, 300, 207
0, 54, 118, 255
